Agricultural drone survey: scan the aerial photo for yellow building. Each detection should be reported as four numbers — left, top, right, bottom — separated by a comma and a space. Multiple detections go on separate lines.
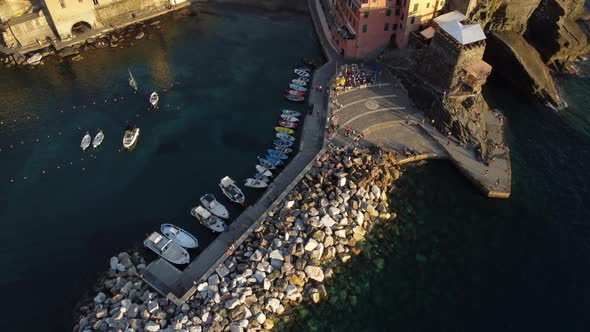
396, 0, 446, 47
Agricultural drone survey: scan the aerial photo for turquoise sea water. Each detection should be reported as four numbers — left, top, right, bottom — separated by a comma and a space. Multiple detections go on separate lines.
0, 9, 322, 332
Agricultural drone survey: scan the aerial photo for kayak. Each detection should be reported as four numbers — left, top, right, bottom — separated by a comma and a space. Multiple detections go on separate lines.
275, 126, 294, 135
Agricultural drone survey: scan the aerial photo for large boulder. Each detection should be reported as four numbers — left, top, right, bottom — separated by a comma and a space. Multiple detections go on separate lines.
304, 266, 325, 282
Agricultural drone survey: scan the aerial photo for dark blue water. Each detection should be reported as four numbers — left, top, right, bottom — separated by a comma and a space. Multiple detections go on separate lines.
284, 72, 590, 330
0, 9, 322, 332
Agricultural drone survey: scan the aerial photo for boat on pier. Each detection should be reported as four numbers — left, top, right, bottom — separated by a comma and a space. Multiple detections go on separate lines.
143, 232, 190, 265
200, 193, 229, 219
219, 176, 245, 205
191, 206, 227, 233
161, 223, 199, 249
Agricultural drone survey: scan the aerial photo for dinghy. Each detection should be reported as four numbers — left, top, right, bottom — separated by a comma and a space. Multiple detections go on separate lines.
295, 66, 311, 72
149, 91, 159, 107
27, 53, 42, 65
144, 232, 190, 265
289, 84, 307, 92
219, 176, 245, 204
292, 79, 307, 87
268, 149, 288, 159
80, 132, 91, 151
259, 159, 277, 170
161, 223, 199, 248
280, 114, 299, 122
256, 165, 273, 177
92, 130, 104, 148
128, 68, 138, 92
285, 89, 305, 96
274, 139, 294, 148
294, 69, 310, 77
274, 147, 293, 154
200, 193, 229, 219
261, 155, 283, 166
295, 76, 309, 83
254, 173, 270, 182
191, 206, 227, 232
279, 120, 297, 129
122, 126, 140, 149
282, 110, 301, 117
276, 133, 295, 142
275, 127, 294, 135
244, 178, 268, 189
284, 94, 304, 102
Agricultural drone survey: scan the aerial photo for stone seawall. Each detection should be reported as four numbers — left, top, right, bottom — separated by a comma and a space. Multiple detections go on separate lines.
74, 146, 403, 332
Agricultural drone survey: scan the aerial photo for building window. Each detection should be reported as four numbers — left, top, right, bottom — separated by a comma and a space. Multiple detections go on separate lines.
395, 8, 400, 15
364, 11, 369, 18
93, 0, 99, 4
386, 9, 391, 16
426, 2, 430, 8
392, 23, 398, 30
59, 0, 66, 7
384, 23, 389, 31
400, 23, 403, 30
396, 0, 401, 5
362, 24, 368, 33
412, 3, 418, 12
410, 16, 415, 24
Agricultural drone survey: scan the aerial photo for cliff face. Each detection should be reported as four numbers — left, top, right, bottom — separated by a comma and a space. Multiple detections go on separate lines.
470, 0, 541, 34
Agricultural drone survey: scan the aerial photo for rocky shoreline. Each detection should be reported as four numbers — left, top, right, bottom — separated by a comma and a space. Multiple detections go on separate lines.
74, 145, 402, 331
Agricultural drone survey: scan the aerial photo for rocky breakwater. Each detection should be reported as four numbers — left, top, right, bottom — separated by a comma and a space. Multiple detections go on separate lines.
74, 146, 402, 331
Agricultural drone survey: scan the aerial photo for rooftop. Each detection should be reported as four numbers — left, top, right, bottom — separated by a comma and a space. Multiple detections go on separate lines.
439, 20, 486, 45
433, 10, 467, 25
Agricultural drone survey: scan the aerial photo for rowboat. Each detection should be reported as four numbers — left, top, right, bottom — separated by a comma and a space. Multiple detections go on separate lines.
295, 66, 311, 72
275, 127, 294, 135
259, 159, 277, 170
292, 79, 307, 87
279, 120, 297, 129
191, 206, 227, 232
260, 156, 283, 166
122, 126, 140, 149
280, 114, 299, 122
27, 53, 42, 65
200, 193, 229, 219
219, 176, 245, 204
282, 110, 301, 117
149, 91, 159, 107
276, 133, 295, 142
294, 69, 310, 77
161, 223, 199, 248
284, 94, 304, 102
289, 84, 307, 92
267, 149, 288, 160
256, 165, 273, 177
128, 68, 138, 91
92, 130, 104, 148
295, 76, 309, 83
274, 139, 294, 148
144, 232, 190, 265
285, 89, 305, 96
80, 132, 91, 151
244, 178, 268, 189
274, 147, 293, 154
254, 173, 270, 182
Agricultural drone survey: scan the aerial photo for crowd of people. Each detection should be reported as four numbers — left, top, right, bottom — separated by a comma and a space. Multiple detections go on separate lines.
334, 64, 377, 91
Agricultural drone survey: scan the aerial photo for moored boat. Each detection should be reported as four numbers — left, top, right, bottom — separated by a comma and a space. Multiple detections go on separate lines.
276, 132, 295, 142
92, 130, 104, 148
122, 126, 140, 149
27, 53, 42, 65
259, 159, 277, 170
275, 126, 294, 135
292, 79, 307, 87
295, 66, 311, 72
302, 57, 316, 68
282, 110, 301, 117
160, 223, 199, 248
143, 232, 190, 265
267, 149, 288, 160
294, 69, 310, 77
279, 120, 297, 129
128, 68, 138, 92
289, 84, 307, 92
80, 132, 91, 151
274, 147, 293, 154
256, 165, 273, 177
244, 178, 268, 189
191, 206, 227, 232
274, 139, 294, 148
261, 155, 284, 166
149, 91, 159, 107
285, 89, 305, 96
219, 176, 245, 204
280, 114, 300, 122
254, 173, 270, 182
200, 193, 229, 219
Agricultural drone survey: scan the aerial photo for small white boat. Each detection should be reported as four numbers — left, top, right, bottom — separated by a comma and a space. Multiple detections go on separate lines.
219, 176, 245, 204
80, 132, 91, 151
282, 110, 301, 117
161, 223, 198, 248
128, 68, 138, 92
149, 91, 159, 107
122, 127, 140, 149
143, 232, 190, 265
294, 69, 310, 77
191, 206, 227, 232
200, 193, 229, 219
280, 114, 299, 122
256, 165, 273, 177
27, 53, 42, 65
244, 178, 268, 189
291, 79, 307, 87
92, 130, 104, 148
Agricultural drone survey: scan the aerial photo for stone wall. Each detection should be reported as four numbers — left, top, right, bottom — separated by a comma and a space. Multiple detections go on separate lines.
43, 0, 102, 38
94, 0, 168, 25
0, 0, 36, 22
1, 11, 55, 48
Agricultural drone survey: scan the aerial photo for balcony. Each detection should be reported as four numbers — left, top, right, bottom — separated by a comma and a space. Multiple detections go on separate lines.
336, 22, 357, 40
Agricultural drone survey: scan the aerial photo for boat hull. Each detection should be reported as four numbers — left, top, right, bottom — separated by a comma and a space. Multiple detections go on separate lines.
275, 127, 294, 135
256, 165, 273, 177
161, 223, 199, 248
244, 178, 268, 189
200, 194, 229, 219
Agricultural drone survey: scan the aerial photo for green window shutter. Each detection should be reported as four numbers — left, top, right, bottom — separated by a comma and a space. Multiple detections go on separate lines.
384, 23, 389, 31
362, 24, 368, 33
413, 3, 418, 11
386, 9, 391, 16
364, 11, 369, 18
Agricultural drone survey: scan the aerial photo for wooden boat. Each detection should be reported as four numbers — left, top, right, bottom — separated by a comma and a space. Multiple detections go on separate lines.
92, 130, 104, 148
280, 114, 299, 122
27, 53, 42, 65
244, 178, 268, 189
284, 94, 304, 102
200, 193, 229, 219
80, 132, 91, 151
279, 120, 297, 129
122, 126, 140, 149
274, 139, 294, 148
149, 91, 159, 107
289, 84, 307, 92
161, 223, 199, 248
191, 206, 227, 232
259, 159, 277, 170
275, 127, 294, 135
256, 165, 273, 177
143, 232, 190, 264
274, 147, 293, 154
282, 110, 301, 117
276, 133, 295, 142
219, 176, 245, 204
294, 69, 310, 77
128, 68, 138, 92
267, 149, 288, 160
292, 79, 307, 87
285, 89, 305, 96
